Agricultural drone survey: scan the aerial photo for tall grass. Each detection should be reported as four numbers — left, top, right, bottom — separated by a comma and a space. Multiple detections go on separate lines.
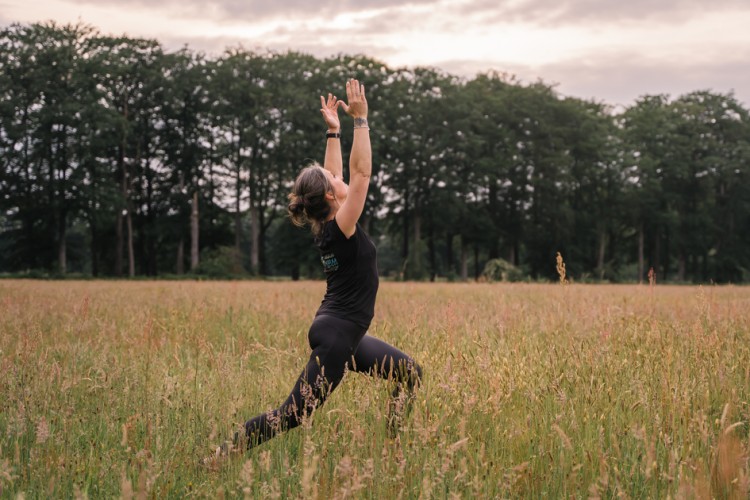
1, 280, 748, 497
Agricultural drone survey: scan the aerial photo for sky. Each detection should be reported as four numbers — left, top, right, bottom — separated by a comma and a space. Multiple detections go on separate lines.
3, 0, 750, 107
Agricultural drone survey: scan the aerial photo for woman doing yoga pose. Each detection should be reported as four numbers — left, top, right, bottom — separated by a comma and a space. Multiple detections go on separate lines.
240, 79, 422, 449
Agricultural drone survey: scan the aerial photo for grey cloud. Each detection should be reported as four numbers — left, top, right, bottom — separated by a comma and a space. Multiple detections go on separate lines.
161, 20, 750, 108
158, 31, 400, 62
436, 51, 750, 107
155, 7, 409, 59
66, 0, 440, 22
547, 53, 750, 106
458, 0, 750, 27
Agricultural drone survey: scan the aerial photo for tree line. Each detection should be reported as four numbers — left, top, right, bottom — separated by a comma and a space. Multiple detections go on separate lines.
1, 22, 749, 283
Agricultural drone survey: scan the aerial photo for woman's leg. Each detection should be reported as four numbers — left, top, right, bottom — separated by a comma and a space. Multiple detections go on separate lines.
243, 315, 364, 448
352, 335, 422, 434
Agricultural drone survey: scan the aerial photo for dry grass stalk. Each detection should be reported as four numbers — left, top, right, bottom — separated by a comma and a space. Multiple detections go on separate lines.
711, 420, 748, 500
556, 252, 568, 284
551, 424, 572, 451
2, 280, 750, 497
34, 418, 49, 445
120, 469, 133, 500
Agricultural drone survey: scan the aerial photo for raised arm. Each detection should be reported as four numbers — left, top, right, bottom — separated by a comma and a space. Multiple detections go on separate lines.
335, 79, 371, 238
320, 93, 343, 179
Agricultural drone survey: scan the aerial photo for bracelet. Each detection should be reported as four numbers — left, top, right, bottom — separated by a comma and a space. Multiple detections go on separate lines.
326, 132, 341, 139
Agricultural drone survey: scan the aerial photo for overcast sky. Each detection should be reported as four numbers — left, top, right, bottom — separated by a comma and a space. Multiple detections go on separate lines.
3, 0, 750, 107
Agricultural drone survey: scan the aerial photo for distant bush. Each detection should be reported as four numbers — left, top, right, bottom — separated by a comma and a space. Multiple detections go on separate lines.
481, 258, 526, 283
196, 246, 246, 278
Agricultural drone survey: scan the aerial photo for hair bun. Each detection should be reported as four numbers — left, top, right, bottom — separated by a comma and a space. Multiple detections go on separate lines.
287, 164, 331, 234
289, 200, 305, 215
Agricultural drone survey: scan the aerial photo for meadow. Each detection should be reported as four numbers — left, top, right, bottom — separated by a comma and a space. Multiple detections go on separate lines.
0, 280, 748, 498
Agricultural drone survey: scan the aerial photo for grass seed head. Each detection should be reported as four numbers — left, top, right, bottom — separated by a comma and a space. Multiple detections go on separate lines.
556, 252, 568, 284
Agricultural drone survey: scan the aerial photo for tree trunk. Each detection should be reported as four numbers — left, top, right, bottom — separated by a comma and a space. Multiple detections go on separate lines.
488, 182, 499, 260
139, 139, 157, 276
127, 139, 137, 278
259, 209, 268, 275
659, 228, 671, 283
234, 211, 242, 251
250, 206, 260, 275
115, 211, 123, 276
90, 218, 99, 277
191, 191, 199, 271
446, 233, 454, 273
428, 224, 436, 282
235, 163, 242, 251
637, 223, 644, 284
116, 103, 128, 277
652, 229, 660, 282
58, 210, 67, 274
460, 235, 468, 281
126, 206, 135, 277
176, 237, 184, 274
57, 125, 68, 275
144, 155, 156, 276
474, 243, 480, 281
177, 172, 185, 274
413, 210, 421, 275
596, 228, 606, 280
115, 157, 124, 277
235, 128, 243, 251
402, 207, 409, 261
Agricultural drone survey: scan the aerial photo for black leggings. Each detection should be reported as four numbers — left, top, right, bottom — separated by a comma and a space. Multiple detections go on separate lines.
244, 314, 422, 447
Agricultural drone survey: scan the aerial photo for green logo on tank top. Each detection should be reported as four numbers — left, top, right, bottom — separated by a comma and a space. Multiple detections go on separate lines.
321, 253, 339, 272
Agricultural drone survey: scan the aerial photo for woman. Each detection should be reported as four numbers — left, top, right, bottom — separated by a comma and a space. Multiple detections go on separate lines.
241, 79, 422, 450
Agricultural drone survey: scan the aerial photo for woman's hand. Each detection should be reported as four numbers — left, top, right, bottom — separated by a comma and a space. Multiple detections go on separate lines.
340, 79, 368, 120
320, 93, 341, 132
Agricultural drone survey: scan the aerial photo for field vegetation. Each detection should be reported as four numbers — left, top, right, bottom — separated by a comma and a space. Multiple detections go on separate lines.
1, 280, 748, 498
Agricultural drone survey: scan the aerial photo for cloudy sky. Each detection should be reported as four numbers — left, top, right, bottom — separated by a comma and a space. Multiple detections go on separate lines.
3, 0, 750, 106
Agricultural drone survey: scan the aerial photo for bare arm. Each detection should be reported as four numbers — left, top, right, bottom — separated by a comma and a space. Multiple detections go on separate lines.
336, 79, 371, 238
320, 93, 343, 179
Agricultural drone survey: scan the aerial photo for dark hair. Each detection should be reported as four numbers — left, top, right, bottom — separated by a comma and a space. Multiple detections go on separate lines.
287, 164, 332, 236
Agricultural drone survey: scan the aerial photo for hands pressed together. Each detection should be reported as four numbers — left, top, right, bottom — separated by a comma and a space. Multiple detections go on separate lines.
319, 79, 368, 131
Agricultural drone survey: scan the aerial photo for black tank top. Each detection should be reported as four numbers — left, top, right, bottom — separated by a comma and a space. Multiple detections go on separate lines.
315, 219, 379, 329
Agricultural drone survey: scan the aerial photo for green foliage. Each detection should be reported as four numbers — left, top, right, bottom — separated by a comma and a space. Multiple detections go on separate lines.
481, 258, 526, 282
195, 246, 246, 278
1, 22, 750, 282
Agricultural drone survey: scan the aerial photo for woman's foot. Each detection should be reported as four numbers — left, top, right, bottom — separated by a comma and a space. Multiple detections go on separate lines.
199, 431, 244, 470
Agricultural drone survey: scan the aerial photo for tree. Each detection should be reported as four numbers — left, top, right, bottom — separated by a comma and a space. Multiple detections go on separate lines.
0, 22, 99, 274
379, 66, 458, 279
669, 91, 750, 282
620, 95, 674, 281
160, 49, 214, 274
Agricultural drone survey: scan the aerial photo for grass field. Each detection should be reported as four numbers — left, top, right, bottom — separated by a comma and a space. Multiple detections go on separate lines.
1, 280, 749, 498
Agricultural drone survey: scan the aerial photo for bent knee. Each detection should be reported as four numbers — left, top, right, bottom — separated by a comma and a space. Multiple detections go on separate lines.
396, 358, 423, 387
412, 361, 423, 382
